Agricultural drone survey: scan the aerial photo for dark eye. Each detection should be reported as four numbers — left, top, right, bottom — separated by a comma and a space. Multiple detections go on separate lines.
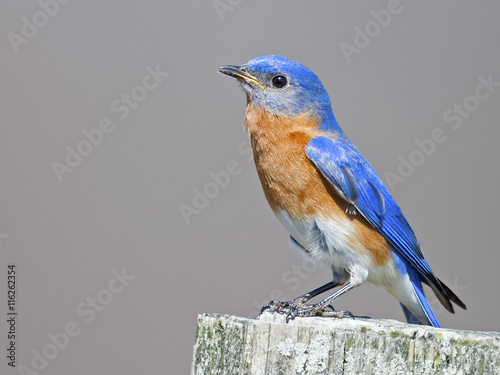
272, 75, 287, 88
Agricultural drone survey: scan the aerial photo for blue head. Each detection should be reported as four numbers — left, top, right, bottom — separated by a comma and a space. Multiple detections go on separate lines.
219, 55, 342, 133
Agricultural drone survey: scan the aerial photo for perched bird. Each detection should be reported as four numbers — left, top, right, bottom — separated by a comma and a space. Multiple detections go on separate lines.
219, 55, 466, 327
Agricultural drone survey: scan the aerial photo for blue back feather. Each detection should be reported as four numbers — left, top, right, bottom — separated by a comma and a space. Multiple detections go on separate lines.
306, 136, 442, 285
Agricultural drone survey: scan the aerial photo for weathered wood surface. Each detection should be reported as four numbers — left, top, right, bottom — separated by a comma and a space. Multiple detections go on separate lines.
191, 312, 500, 375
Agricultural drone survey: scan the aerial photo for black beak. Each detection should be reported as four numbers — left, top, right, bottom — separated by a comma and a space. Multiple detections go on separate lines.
218, 65, 245, 78
218, 65, 263, 87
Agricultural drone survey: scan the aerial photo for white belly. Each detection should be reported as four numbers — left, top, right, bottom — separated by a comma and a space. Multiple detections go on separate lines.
275, 208, 398, 287
274, 208, 424, 322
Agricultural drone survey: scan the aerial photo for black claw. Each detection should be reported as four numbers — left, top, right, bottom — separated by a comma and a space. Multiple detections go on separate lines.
286, 308, 299, 322
260, 300, 278, 314
260, 304, 270, 314
325, 304, 336, 312
344, 310, 354, 319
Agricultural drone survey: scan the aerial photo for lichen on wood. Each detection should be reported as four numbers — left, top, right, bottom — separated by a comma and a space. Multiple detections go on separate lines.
191, 312, 500, 375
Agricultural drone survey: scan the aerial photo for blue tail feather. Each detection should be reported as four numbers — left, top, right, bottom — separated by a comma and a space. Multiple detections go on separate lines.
405, 267, 441, 328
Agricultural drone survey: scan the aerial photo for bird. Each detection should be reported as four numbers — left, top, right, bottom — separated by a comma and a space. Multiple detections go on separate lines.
218, 55, 466, 327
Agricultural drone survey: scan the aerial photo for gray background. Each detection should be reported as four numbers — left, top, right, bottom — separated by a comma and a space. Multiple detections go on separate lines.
1, 1, 499, 374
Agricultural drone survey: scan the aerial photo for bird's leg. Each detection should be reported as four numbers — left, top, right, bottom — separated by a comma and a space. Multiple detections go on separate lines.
307, 282, 357, 317
260, 280, 360, 322
303, 267, 368, 320
291, 280, 340, 305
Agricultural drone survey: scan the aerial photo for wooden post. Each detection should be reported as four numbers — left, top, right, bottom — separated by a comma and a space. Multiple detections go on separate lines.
191, 312, 500, 374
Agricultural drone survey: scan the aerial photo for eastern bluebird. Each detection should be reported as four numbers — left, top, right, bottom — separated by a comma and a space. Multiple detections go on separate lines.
219, 55, 466, 327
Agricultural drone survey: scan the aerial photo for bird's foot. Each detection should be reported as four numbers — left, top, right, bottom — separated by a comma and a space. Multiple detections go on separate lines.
260, 299, 354, 322
319, 305, 354, 319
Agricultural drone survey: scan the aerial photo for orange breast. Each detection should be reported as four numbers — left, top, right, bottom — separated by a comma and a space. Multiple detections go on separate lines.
245, 105, 391, 266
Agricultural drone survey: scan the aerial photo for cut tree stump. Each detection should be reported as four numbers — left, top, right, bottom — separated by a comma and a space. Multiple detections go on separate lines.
191, 312, 500, 375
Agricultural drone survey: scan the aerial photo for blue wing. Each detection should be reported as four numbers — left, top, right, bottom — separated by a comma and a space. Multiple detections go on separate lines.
306, 135, 455, 312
